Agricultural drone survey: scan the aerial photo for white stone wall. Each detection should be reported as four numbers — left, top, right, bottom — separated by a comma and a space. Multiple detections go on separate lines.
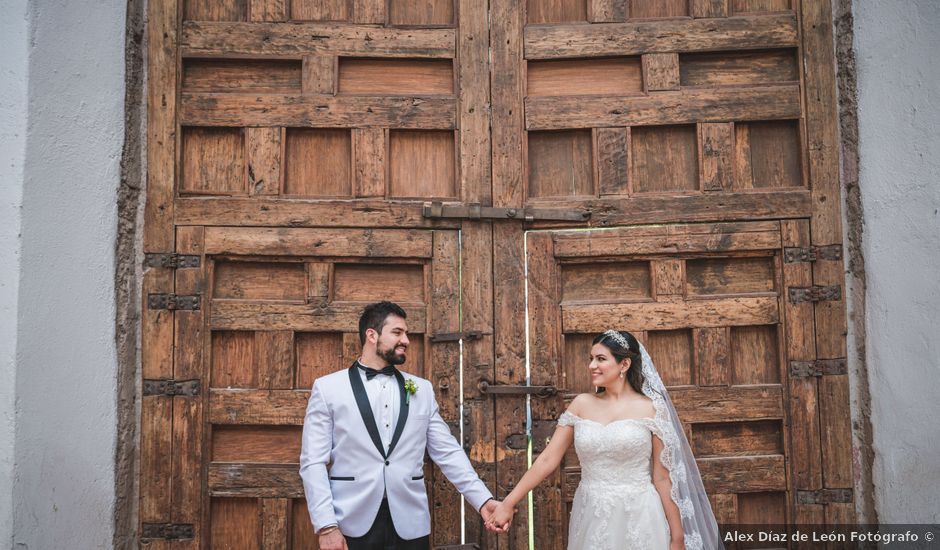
853, 0, 940, 523
10, 0, 126, 547
0, 0, 30, 546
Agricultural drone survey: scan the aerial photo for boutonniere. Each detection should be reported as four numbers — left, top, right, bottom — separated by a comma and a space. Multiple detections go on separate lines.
404, 379, 418, 404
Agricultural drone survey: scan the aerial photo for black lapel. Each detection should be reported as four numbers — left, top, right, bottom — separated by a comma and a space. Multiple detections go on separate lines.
347, 364, 386, 459
386, 368, 410, 458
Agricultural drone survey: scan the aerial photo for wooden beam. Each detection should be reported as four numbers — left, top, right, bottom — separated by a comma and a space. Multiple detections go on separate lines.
203, 226, 434, 257
181, 94, 456, 129
175, 198, 459, 229
524, 14, 798, 59
182, 22, 455, 58
210, 303, 428, 332
562, 296, 780, 332
525, 85, 800, 130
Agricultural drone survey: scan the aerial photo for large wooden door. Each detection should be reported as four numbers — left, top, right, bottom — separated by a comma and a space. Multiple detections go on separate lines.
141, 0, 853, 548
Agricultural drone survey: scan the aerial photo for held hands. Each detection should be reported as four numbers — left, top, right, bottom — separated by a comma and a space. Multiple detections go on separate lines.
318, 528, 348, 550
482, 500, 514, 533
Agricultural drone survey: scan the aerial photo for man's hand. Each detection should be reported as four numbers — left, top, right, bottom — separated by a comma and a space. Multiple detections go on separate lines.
483, 500, 513, 533
318, 528, 348, 550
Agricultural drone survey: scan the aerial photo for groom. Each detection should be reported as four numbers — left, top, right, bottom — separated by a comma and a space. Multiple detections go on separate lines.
300, 301, 499, 550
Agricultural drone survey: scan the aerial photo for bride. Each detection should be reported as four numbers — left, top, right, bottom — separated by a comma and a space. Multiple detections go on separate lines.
484, 330, 722, 549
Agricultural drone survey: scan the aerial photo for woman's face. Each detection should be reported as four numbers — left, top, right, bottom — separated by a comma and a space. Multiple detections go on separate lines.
589, 342, 629, 388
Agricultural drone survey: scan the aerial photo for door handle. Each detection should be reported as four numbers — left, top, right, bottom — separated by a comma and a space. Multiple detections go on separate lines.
478, 380, 557, 398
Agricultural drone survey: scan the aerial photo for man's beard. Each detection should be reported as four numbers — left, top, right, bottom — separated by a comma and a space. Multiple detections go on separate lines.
379, 345, 407, 366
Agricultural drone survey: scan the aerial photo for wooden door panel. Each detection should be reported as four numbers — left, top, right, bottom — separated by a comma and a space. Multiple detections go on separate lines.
194, 228, 459, 548
527, 222, 794, 548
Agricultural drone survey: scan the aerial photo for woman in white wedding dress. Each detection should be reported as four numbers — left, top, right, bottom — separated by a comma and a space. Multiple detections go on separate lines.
484, 330, 722, 550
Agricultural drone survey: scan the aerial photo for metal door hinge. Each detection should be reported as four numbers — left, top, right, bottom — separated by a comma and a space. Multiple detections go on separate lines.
422, 202, 590, 222
789, 359, 847, 378
430, 331, 484, 343
506, 420, 556, 452
478, 380, 557, 398
144, 253, 200, 269
796, 488, 853, 505
784, 245, 843, 263
788, 285, 841, 304
141, 523, 195, 540
143, 379, 201, 397
148, 293, 201, 311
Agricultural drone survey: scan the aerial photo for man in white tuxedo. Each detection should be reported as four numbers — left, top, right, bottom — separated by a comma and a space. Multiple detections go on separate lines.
300, 301, 499, 550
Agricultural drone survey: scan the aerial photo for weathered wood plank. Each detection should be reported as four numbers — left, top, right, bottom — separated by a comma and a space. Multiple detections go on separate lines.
525, 85, 800, 130
595, 127, 629, 196
209, 464, 303, 497
563, 296, 779, 332
820, 374, 853, 488
588, 0, 626, 23
182, 21, 455, 58
700, 122, 734, 192
142, 269, 174, 379
144, 0, 177, 251
210, 389, 308, 425
140, 397, 173, 522
492, 220, 529, 549
352, 128, 386, 198
262, 498, 289, 550
211, 302, 428, 332
352, 0, 386, 24
181, 94, 456, 129
204, 227, 434, 257
781, 219, 822, 490
175, 198, 459, 228
526, 233, 566, 550
458, 0, 491, 206
174, 226, 207, 382
652, 259, 684, 296
691, 0, 729, 18
553, 221, 782, 257
694, 327, 731, 386
642, 53, 680, 92
247, 128, 283, 196
524, 14, 798, 59
248, 0, 287, 21
698, 455, 786, 493
670, 385, 783, 422
490, 0, 524, 209
172, 396, 203, 535
536, 190, 810, 228
459, 221, 496, 546
301, 55, 335, 95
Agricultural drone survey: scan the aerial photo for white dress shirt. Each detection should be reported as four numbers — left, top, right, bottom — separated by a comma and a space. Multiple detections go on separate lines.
357, 361, 401, 452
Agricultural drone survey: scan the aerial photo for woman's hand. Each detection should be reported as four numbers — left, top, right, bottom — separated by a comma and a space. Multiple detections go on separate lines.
669, 537, 684, 550
484, 501, 515, 532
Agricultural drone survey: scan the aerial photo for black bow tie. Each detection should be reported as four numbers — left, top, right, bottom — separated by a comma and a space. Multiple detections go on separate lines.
358, 363, 398, 381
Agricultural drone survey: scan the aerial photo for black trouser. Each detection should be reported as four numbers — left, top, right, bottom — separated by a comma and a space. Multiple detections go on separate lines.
345, 498, 430, 550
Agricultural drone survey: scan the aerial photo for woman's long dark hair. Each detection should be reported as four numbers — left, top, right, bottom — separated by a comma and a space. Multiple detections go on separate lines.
592, 330, 645, 394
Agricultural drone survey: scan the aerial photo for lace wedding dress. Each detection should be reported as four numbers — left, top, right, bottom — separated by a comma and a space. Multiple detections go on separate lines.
559, 411, 671, 550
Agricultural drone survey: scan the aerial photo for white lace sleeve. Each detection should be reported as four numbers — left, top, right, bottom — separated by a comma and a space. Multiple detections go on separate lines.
557, 411, 579, 427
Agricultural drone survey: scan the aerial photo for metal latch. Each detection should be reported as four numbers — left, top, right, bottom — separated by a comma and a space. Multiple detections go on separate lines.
796, 489, 853, 505
144, 253, 200, 269
148, 293, 201, 311
478, 380, 557, 398
784, 245, 843, 263
143, 379, 201, 397
788, 285, 841, 304
789, 359, 847, 378
422, 202, 589, 222
141, 523, 195, 540
430, 331, 484, 343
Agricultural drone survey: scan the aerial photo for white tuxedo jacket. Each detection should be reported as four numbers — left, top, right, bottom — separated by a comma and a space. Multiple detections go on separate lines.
300, 364, 492, 539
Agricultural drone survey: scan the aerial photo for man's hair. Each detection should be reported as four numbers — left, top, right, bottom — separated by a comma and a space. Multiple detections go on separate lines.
358, 301, 408, 345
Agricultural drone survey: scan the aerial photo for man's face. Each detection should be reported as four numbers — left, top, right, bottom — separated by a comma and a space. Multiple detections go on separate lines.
372, 315, 409, 366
